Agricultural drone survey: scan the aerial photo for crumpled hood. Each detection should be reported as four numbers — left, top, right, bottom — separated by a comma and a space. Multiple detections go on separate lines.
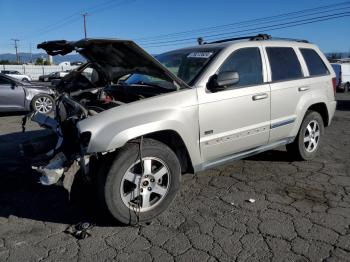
37, 38, 189, 89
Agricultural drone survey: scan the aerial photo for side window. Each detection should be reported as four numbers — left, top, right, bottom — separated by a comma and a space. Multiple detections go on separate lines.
266, 47, 303, 81
300, 48, 329, 76
219, 47, 263, 87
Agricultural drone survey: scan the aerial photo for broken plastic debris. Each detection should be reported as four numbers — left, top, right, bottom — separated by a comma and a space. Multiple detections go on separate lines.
248, 198, 256, 203
64, 222, 93, 239
32, 152, 66, 185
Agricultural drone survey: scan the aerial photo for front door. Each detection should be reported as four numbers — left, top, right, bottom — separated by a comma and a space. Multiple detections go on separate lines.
198, 47, 271, 163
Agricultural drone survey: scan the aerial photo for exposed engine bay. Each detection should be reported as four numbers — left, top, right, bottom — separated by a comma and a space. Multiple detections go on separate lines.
27, 66, 179, 189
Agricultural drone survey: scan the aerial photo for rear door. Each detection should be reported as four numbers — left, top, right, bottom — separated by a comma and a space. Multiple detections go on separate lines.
262, 45, 309, 143
198, 46, 270, 163
0, 76, 25, 111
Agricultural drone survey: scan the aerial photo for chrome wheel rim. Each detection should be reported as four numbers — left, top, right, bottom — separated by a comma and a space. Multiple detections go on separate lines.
120, 157, 171, 212
304, 120, 320, 153
34, 96, 53, 113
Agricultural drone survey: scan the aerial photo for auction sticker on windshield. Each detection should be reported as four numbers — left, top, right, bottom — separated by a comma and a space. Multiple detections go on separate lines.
187, 52, 213, 58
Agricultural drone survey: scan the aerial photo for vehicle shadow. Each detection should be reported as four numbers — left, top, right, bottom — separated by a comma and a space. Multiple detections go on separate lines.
0, 131, 296, 227
245, 149, 293, 162
336, 99, 350, 111
0, 130, 120, 227
0, 111, 28, 117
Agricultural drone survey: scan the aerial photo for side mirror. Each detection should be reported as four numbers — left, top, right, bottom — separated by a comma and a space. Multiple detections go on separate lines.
207, 71, 239, 92
11, 81, 17, 89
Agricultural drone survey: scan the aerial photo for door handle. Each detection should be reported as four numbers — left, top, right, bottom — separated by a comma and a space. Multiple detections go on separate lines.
298, 86, 309, 92
252, 93, 268, 101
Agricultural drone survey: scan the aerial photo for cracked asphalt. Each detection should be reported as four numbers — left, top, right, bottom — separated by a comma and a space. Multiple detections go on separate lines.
0, 93, 349, 262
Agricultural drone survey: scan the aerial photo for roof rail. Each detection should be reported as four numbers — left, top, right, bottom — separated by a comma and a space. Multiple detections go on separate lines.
271, 37, 309, 43
208, 34, 271, 44
207, 34, 309, 44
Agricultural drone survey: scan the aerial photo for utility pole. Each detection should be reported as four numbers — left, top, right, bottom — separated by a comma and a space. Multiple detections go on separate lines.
11, 39, 20, 64
82, 13, 88, 38
29, 43, 33, 63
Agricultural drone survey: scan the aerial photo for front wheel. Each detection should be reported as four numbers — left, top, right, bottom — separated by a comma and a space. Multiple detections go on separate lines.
101, 138, 181, 225
286, 111, 324, 160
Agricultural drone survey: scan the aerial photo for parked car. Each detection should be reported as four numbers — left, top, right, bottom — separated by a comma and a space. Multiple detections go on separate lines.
0, 73, 55, 114
38, 72, 57, 82
331, 63, 350, 92
39, 71, 70, 82
1, 70, 31, 82
34, 35, 336, 225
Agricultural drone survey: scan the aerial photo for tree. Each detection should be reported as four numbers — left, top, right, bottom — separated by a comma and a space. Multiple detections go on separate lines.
0, 60, 11, 65
35, 57, 44, 65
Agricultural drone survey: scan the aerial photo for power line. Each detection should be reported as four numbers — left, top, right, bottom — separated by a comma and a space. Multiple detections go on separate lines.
140, 11, 350, 46
136, 1, 350, 42
138, 6, 350, 44
141, 12, 350, 48
21, 0, 138, 41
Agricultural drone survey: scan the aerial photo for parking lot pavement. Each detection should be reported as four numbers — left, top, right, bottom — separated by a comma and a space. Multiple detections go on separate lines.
0, 94, 349, 262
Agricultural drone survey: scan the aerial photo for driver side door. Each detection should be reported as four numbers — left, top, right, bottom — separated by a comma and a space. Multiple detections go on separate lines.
197, 47, 271, 164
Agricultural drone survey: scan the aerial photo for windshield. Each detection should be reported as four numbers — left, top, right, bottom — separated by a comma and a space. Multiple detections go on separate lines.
125, 48, 219, 87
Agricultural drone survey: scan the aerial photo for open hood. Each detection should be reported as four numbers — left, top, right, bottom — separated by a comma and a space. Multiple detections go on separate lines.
37, 38, 189, 89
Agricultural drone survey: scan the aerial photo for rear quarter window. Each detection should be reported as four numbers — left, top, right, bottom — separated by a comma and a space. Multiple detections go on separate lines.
300, 48, 329, 76
266, 47, 303, 82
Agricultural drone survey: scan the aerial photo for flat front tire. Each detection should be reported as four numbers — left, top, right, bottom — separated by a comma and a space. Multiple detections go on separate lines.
286, 110, 324, 160
101, 138, 181, 225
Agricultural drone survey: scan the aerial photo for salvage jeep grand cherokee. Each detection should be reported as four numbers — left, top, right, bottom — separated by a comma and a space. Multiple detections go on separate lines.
31, 34, 336, 224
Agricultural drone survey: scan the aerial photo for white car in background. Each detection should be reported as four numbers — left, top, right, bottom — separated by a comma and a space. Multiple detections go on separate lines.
331, 63, 350, 92
1, 70, 32, 82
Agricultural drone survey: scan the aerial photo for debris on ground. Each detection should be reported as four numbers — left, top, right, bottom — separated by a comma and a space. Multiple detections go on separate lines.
64, 222, 94, 240
247, 198, 256, 203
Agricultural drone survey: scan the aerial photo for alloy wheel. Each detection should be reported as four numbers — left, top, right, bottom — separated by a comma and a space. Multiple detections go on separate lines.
304, 120, 320, 153
34, 96, 53, 114
120, 157, 171, 212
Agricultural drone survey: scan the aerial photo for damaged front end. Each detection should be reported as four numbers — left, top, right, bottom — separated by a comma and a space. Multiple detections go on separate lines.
28, 94, 94, 190
27, 38, 189, 190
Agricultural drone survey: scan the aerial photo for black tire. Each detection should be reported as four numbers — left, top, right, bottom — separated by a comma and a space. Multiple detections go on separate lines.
286, 110, 324, 161
100, 138, 181, 225
22, 78, 30, 83
31, 94, 54, 114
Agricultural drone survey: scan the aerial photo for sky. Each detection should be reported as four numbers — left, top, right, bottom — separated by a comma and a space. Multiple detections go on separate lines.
0, 0, 349, 55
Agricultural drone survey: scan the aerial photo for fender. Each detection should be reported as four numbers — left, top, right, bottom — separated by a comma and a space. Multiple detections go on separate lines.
77, 88, 202, 167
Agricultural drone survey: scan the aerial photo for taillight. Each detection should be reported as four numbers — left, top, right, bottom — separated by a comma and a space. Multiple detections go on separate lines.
332, 77, 336, 96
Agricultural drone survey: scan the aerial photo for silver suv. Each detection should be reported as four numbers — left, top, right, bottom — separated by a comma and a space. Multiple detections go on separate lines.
33, 34, 336, 224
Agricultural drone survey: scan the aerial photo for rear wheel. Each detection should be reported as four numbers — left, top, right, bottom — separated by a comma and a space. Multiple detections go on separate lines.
100, 138, 181, 225
286, 111, 324, 160
22, 78, 30, 83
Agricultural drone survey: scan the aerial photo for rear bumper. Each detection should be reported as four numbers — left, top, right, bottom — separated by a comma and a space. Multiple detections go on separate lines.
327, 100, 337, 126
